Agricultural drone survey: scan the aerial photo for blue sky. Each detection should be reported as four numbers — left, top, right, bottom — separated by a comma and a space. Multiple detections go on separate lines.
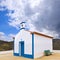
0, 0, 60, 41
0, 9, 19, 35
0, 9, 19, 41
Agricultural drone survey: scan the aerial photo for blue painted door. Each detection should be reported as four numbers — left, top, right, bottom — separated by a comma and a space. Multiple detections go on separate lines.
19, 41, 24, 56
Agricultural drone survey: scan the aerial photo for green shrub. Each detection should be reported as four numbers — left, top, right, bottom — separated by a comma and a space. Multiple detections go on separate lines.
44, 50, 52, 56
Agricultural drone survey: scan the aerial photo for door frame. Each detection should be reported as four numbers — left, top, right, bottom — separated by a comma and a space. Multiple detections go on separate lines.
19, 41, 24, 56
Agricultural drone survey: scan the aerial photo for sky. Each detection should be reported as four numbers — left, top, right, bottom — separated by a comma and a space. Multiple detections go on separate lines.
0, 0, 60, 41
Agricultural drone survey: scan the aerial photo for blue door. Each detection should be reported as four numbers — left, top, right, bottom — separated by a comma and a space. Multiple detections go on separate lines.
19, 41, 24, 56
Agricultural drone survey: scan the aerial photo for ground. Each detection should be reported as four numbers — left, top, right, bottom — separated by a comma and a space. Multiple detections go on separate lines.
35, 53, 60, 60
0, 52, 60, 60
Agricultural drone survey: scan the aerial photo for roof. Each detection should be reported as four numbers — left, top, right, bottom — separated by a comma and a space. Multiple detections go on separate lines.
28, 31, 53, 39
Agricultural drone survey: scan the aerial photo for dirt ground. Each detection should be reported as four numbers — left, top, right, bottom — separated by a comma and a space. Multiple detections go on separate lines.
35, 53, 60, 60
0, 52, 60, 60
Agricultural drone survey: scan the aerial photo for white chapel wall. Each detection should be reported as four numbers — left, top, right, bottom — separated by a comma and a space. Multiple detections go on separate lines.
34, 34, 52, 58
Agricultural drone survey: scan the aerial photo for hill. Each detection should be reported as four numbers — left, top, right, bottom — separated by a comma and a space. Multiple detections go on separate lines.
0, 39, 60, 51
0, 40, 13, 51
53, 39, 60, 50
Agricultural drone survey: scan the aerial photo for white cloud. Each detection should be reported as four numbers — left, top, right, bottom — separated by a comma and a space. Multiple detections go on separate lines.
41, 28, 59, 38
29, 0, 42, 9
0, 32, 5, 36
8, 34, 15, 38
0, 0, 14, 10
0, 32, 15, 41
0, 0, 59, 38
0, 0, 42, 31
8, 20, 21, 29
0, 32, 5, 40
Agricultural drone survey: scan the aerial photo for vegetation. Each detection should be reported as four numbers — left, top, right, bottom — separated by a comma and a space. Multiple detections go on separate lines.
0, 39, 60, 51
0, 40, 13, 51
44, 50, 52, 56
53, 39, 60, 50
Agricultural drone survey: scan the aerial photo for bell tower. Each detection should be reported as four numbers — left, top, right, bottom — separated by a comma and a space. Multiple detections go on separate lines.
20, 22, 29, 30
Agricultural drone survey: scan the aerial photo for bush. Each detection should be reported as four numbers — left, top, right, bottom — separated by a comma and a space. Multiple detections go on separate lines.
0, 40, 13, 51
44, 50, 52, 56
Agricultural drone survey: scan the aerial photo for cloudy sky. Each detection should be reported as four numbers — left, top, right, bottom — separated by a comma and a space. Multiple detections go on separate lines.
0, 0, 60, 41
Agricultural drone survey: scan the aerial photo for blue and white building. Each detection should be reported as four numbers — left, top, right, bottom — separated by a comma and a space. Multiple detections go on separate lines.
14, 22, 53, 59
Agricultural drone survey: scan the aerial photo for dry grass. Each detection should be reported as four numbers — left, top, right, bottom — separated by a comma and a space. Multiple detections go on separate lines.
0, 52, 60, 60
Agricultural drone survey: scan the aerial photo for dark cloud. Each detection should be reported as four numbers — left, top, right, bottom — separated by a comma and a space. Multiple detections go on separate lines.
19, 0, 60, 37
24, 4, 34, 17
1, 0, 60, 37
29, 0, 60, 37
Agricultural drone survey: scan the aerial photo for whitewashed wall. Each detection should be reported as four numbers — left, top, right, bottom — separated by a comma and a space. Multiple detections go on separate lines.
14, 31, 21, 53
14, 30, 32, 55
34, 34, 52, 58
22, 30, 32, 54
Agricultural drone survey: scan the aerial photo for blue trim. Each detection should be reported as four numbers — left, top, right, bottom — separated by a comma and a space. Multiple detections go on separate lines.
19, 41, 33, 59
20, 27, 29, 31
19, 41, 21, 56
13, 40, 15, 55
19, 41, 24, 56
32, 33, 34, 59
23, 34, 34, 59
13, 40, 19, 56
14, 53, 19, 56
20, 28, 25, 30
20, 22, 26, 24
13, 33, 34, 59
23, 54, 33, 59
